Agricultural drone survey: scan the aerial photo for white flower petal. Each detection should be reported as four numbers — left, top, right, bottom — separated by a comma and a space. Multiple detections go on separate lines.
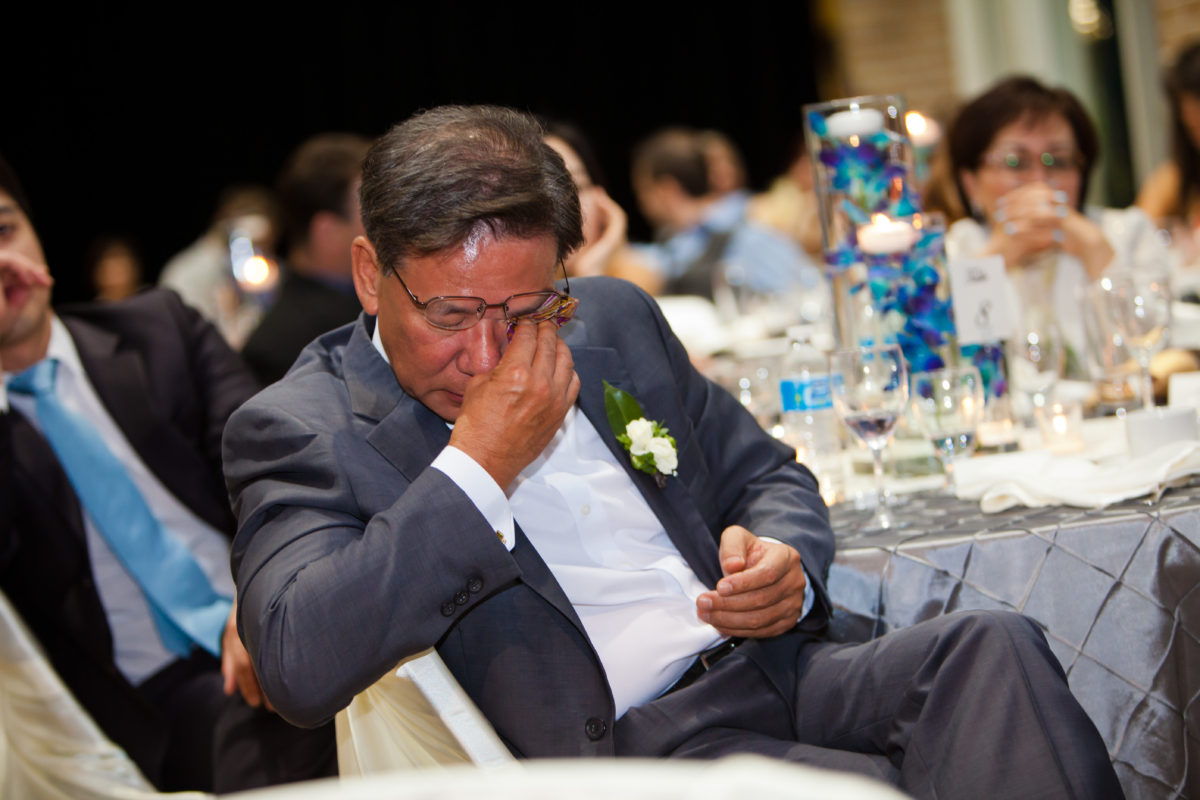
647, 437, 678, 474
626, 418, 654, 453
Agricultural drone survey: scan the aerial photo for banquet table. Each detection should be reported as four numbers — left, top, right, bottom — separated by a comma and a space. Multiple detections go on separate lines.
828, 482, 1200, 799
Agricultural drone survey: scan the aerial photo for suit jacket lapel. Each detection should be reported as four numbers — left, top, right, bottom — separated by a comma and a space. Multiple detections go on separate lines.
63, 315, 232, 534
341, 317, 452, 481
567, 321, 722, 588
64, 318, 155, 456
345, 316, 588, 630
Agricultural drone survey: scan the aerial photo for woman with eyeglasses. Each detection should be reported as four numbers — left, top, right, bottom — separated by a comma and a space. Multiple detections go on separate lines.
944, 75, 1163, 365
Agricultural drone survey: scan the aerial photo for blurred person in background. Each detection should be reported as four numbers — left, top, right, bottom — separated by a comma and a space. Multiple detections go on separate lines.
748, 136, 824, 259
159, 185, 281, 348
542, 121, 659, 292
1137, 41, 1200, 228
240, 133, 370, 386
945, 75, 1164, 366
86, 234, 145, 302
631, 127, 818, 300
698, 129, 748, 198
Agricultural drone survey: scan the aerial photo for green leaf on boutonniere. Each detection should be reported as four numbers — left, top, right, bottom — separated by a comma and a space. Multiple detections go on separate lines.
603, 380, 645, 434
603, 380, 677, 488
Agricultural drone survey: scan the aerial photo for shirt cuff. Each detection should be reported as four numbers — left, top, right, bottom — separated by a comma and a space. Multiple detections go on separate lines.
430, 446, 516, 552
759, 536, 815, 620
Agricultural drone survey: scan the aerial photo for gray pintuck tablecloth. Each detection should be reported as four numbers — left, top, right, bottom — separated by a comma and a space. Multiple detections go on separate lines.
829, 483, 1200, 799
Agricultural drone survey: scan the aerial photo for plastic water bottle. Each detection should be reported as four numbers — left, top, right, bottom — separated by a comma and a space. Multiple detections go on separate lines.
779, 325, 844, 503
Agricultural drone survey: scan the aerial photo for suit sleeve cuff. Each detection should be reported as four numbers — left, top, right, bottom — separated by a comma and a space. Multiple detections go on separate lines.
760, 536, 815, 620
430, 445, 516, 552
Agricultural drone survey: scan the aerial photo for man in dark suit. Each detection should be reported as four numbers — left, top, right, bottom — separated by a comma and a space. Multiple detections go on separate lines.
0, 156, 334, 792
224, 106, 1123, 799
241, 133, 370, 385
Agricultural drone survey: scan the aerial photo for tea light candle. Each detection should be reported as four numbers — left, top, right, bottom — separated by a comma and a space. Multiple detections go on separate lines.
857, 214, 918, 255
1035, 401, 1085, 455
824, 107, 885, 140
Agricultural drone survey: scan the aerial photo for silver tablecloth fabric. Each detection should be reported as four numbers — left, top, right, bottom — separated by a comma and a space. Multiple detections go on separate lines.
829, 484, 1200, 799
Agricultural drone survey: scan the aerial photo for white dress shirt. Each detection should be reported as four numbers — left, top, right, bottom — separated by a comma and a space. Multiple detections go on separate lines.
3, 316, 235, 684
373, 325, 812, 718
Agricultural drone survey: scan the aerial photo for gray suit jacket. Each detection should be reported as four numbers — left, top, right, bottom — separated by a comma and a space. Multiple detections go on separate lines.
224, 277, 835, 757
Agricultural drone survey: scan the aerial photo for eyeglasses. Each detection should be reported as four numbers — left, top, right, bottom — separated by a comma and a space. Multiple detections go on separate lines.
981, 149, 1084, 175
390, 261, 579, 337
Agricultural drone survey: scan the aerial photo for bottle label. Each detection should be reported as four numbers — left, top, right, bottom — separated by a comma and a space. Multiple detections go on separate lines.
780, 377, 832, 412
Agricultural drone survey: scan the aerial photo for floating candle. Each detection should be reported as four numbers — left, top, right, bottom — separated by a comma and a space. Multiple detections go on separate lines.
857, 214, 918, 255
824, 107, 885, 140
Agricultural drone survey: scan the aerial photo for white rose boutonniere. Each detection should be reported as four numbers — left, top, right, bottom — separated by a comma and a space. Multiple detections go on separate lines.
603, 380, 678, 489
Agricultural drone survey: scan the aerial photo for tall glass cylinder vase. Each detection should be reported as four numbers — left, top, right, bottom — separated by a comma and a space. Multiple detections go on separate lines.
804, 95, 922, 350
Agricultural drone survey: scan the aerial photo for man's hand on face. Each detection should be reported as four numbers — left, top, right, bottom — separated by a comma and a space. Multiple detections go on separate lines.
449, 319, 580, 489
0, 251, 52, 360
696, 525, 807, 638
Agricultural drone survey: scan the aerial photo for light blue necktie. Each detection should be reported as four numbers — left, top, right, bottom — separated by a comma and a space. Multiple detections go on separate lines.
8, 358, 231, 658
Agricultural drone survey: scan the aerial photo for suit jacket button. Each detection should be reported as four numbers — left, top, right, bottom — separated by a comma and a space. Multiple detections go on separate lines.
584, 717, 607, 741
440, 601, 456, 617
454, 590, 469, 606
467, 577, 483, 593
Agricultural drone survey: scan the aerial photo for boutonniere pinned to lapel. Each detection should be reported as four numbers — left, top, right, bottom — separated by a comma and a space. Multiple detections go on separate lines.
603, 380, 677, 489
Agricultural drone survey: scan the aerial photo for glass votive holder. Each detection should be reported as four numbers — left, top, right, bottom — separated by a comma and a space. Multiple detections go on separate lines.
1034, 401, 1085, 455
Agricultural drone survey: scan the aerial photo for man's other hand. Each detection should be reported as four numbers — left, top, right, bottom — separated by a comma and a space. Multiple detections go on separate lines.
221, 604, 272, 711
696, 525, 806, 638
450, 320, 580, 489
0, 250, 52, 357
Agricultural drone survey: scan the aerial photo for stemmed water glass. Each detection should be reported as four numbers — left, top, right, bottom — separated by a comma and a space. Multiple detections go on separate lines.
909, 366, 984, 493
830, 345, 909, 530
1094, 273, 1170, 409
1008, 316, 1066, 425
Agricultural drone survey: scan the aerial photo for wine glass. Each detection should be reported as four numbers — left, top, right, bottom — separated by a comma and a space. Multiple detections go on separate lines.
909, 366, 984, 493
830, 345, 909, 529
1007, 316, 1066, 426
1095, 273, 1170, 409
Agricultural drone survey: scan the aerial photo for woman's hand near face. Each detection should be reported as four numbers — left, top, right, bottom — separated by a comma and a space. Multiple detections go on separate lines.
984, 182, 1113, 277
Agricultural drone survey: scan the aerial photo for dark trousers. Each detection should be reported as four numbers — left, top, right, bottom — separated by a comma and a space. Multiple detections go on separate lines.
138, 652, 336, 793
618, 610, 1124, 800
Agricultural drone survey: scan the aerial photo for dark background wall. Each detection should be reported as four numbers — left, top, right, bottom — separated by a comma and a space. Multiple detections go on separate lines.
5, 6, 820, 302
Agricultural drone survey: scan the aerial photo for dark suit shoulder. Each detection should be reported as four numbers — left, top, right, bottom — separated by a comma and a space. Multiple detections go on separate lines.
58, 287, 194, 335
242, 273, 363, 386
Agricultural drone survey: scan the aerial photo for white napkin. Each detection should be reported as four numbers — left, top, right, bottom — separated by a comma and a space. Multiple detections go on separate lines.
955, 440, 1200, 512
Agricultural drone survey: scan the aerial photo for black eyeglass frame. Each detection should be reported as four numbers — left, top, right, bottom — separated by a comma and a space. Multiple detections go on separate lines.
389, 260, 578, 333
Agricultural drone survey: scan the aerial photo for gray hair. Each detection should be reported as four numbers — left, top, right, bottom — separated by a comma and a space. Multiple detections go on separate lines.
360, 105, 584, 273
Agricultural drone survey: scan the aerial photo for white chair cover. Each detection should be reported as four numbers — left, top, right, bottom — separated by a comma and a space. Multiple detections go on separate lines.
335, 648, 515, 775
228, 756, 911, 800
0, 589, 208, 799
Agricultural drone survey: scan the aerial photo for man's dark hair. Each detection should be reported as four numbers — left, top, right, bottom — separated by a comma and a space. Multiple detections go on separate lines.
947, 75, 1099, 215
631, 128, 710, 198
1166, 42, 1200, 215
360, 105, 584, 274
0, 154, 34, 221
277, 133, 370, 250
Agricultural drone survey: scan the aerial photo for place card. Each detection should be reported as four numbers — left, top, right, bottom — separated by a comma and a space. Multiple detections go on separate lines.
947, 255, 1014, 345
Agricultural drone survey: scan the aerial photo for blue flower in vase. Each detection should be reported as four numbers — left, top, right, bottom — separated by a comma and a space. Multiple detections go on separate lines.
908, 316, 947, 348
807, 111, 828, 138
911, 263, 940, 288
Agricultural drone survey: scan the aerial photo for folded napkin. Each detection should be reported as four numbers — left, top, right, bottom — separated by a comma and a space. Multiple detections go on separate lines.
955, 440, 1200, 512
